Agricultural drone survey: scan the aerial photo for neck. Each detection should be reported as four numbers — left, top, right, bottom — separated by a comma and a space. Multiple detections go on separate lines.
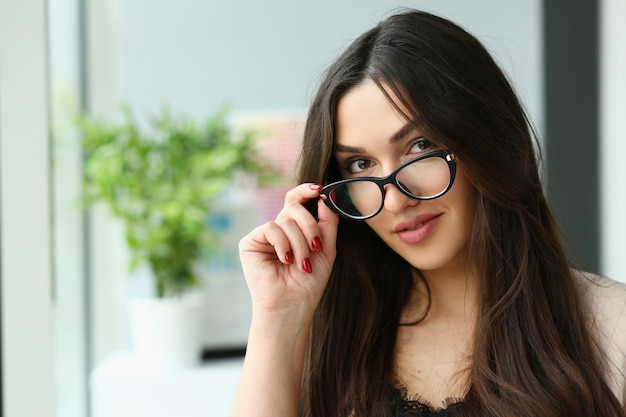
427, 268, 479, 319
402, 263, 480, 325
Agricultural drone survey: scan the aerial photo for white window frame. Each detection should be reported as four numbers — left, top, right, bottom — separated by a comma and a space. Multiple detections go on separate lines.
600, 0, 626, 282
0, 0, 54, 416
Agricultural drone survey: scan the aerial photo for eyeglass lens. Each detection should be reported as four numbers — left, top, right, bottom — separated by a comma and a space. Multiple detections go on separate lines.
328, 156, 451, 218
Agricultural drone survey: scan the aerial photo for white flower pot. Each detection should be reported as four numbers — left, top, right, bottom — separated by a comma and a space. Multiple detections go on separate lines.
128, 294, 204, 369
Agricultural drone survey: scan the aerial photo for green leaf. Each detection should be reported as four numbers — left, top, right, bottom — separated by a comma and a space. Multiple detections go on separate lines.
75, 104, 277, 297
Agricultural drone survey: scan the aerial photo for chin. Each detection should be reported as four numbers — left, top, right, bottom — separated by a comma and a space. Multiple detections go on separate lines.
395, 244, 466, 275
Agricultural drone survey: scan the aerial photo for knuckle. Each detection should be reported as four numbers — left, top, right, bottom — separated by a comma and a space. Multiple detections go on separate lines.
277, 217, 298, 232
300, 217, 319, 236
284, 200, 301, 211
276, 203, 300, 223
283, 187, 300, 203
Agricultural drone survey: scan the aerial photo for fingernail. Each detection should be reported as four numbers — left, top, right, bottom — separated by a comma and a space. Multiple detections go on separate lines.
284, 251, 294, 264
309, 183, 322, 191
312, 236, 323, 253
302, 258, 312, 273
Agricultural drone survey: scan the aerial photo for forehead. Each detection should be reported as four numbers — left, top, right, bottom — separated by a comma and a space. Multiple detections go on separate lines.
335, 81, 420, 149
334, 80, 426, 153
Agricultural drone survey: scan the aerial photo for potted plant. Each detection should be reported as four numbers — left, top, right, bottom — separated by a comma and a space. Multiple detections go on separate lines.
78, 105, 275, 367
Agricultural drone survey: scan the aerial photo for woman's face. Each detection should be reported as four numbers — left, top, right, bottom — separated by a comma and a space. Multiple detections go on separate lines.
333, 80, 474, 276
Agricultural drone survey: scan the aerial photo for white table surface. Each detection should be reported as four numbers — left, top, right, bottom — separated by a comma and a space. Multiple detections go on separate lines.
90, 351, 244, 417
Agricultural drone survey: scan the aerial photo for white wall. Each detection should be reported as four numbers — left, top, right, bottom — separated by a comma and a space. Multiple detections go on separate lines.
600, 0, 626, 282
117, 0, 543, 129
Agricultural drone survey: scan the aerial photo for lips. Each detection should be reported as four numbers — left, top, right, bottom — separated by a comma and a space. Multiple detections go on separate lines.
394, 213, 442, 244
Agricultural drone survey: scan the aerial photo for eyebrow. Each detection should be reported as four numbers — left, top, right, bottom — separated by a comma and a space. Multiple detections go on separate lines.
334, 122, 418, 153
388, 123, 417, 145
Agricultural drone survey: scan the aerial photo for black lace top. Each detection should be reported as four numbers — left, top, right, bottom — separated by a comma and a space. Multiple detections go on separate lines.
389, 387, 466, 417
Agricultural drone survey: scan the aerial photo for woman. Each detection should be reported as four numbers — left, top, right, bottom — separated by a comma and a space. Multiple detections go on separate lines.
230, 10, 626, 417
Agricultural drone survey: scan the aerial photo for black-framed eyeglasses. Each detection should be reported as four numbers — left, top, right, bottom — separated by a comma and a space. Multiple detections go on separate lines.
320, 150, 457, 221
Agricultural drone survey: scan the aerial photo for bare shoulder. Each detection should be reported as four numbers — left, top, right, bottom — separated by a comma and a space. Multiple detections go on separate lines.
573, 270, 626, 404
574, 270, 626, 334
574, 269, 626, 319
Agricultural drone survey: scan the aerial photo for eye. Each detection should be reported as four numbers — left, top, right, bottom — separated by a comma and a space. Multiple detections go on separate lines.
346, 158, 373, 174
409, 137, 435, 154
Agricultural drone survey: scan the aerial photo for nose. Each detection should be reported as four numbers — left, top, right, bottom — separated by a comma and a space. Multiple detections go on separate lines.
382, 183, 417, 214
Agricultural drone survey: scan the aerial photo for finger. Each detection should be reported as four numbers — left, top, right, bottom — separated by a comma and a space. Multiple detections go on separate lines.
278, 200, 338, 274
276, 216, 316, 273
240, 221, 293, 265
277, 188, 325, 254
283, 183, 323, 205
315, 198, 339, 251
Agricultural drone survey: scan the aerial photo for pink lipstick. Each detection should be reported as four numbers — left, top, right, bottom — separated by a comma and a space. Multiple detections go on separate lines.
394, 213, 441, 244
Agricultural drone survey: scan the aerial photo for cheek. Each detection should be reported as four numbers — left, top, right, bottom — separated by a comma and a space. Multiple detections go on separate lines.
437, 164, 474, 224
448, 165, 473, 206
364, 215, 384, 233
363, 210, 395, 242
448, 171, 475, 240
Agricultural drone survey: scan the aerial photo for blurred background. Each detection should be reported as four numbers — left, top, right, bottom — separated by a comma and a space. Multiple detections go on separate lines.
1, 0, 624, 416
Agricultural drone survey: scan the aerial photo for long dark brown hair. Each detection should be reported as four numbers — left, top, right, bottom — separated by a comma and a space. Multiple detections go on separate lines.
296, 9, 624, 417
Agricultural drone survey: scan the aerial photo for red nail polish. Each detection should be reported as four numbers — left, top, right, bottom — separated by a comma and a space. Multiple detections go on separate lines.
309, 183, 322, 191
285, 251, 294, 264
302, 258, 312, 273
312, 236, 323, 253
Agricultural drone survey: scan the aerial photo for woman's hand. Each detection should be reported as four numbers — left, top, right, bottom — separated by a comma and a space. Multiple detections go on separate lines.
232, 185, 338, 417
239, 183, 339, 325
